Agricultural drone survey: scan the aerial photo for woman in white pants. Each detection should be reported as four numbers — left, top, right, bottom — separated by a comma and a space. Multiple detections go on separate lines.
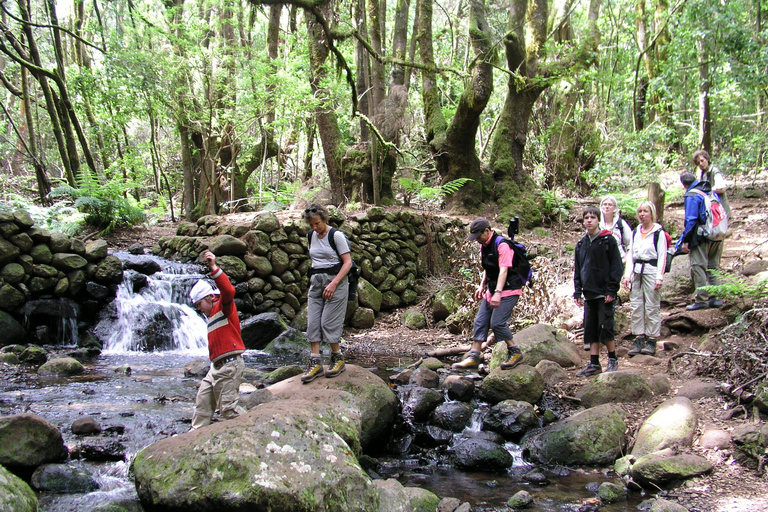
622, 201, 667, 356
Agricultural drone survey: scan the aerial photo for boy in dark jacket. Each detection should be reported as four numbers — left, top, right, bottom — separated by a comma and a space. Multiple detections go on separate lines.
574, 207, 624, 376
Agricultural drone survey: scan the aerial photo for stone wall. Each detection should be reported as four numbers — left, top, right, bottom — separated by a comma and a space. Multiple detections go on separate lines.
152, 207, 464, 326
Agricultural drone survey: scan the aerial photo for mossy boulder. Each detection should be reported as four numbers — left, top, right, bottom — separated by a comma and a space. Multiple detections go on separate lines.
357, 278, 382, 312
0, 464, 37, 512
0, 413, 68, 472
631, 397, 698, 457
402, 309, 427, 330
208, 235, 247, 256
630, 452, 713, 487
432, 287, 459, 322
511, 323, 582, 368
38, 357, 85, 376
479, 365, 545, 405
575, 370, 654, 408
0, 311, 24, 346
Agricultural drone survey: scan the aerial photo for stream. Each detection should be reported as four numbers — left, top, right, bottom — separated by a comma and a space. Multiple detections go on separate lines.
0, 254, 645, 511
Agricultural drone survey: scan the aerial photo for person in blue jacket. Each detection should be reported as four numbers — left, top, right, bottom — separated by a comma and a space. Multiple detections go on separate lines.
675, 171, 721, 310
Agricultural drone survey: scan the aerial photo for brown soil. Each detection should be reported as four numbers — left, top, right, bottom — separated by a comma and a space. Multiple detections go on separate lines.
105, 189, 768, 512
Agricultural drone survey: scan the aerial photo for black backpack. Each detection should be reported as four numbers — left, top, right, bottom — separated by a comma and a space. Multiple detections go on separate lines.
504, 217, 534, 287
307, 227, 361, 301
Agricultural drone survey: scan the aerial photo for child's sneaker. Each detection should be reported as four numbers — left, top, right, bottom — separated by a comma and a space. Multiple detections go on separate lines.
301, 357, 324, 384
325, 352, 346, 378
605, 357, 619, 372
576, 362, 603, 377
452, 351, 481, 370
500, 347, 524, 370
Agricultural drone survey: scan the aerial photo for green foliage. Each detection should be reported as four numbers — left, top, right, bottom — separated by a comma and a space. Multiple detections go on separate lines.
701, 272, 768, 309
49, 173, 146, 235
397, 177, 474, 206
538, 190, 574, 223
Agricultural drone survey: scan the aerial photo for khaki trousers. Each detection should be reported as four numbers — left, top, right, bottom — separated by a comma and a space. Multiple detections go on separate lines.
191, 356, 245, 430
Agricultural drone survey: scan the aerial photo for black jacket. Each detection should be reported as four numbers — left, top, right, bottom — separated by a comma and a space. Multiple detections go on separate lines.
573, 230, 623, 299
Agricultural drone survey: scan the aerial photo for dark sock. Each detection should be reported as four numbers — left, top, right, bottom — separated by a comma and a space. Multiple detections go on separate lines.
608, 351, 617, 360
590, 355, 600, 366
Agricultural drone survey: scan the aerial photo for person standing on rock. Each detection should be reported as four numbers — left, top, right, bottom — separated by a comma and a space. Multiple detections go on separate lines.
301, 203, 353, 383
675, 170, 722, 310
574, 207, 623, 376
622, 201, 667, 357
188, 250, 246, 430
452, 217, 524, 371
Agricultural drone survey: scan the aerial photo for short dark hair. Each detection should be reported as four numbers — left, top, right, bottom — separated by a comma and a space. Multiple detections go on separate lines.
680, 171, 696, 188
582, 206, 600, 219
692, 150, 710, 166
302, 203, 329, 223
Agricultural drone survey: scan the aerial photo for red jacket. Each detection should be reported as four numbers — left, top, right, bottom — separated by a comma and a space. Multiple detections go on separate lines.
207, 267, 245, 362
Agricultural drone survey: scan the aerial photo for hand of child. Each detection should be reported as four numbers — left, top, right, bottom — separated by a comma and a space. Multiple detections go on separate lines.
605, 295, 614, 303
574, 297, 583, 307
203, 251, 217, 270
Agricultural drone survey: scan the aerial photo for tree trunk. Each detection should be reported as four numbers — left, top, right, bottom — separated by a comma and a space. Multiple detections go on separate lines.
697, 38, 711, 154
648, 182, 665, 223
21, 64, 51, 201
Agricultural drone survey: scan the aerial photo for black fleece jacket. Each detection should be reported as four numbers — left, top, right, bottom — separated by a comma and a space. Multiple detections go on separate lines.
573, 230, 623, 299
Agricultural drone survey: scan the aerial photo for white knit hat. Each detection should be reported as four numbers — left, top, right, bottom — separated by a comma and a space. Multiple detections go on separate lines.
189, 280, 220, 304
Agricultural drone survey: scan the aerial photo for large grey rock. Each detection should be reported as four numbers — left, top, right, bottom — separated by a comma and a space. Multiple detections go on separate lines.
0, 413, 68, 472
262, 328, 307, 360
85, 239, 109, 261
630, 452, 713, 487
357, 278, 382, 312
631, 397, 698, 457
452, 436, 514, 471
243, 254, 272, 277
51, 252, 88, 271
208, 235, 247, 256
575, 370, 654, 408
31, 463, 99, 493
240, 312, 288, 350
479, 365, 545, 405
94, 255, 123, 283
251, 212, 281, 232
0, 311, 24, 346
402, 485, 441, 512
0, 238, 21, 266
508, 323, 584, 368
0, 463, 37, 512
522, 404, 627, 466
482, 400, 538, 441
400, 386, 444, 423
430, 401, 473, 432
535, 360, 569, 387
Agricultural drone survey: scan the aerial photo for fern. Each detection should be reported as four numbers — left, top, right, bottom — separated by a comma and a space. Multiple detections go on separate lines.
440, 178, 473, 195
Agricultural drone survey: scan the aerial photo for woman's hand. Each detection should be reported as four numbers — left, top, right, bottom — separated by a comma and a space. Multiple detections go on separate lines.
474, 285, 484, 301
489, 291, 501, 308
654, 279, 663, 290
323, 281, 338, 300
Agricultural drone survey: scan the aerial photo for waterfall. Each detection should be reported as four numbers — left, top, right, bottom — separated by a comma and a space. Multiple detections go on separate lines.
98, 254, 208, 354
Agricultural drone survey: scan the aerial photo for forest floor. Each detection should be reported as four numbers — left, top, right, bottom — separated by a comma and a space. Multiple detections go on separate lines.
104, 187, 768, 512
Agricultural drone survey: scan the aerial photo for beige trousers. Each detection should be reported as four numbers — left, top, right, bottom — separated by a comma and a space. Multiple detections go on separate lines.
190, 356, 245, 430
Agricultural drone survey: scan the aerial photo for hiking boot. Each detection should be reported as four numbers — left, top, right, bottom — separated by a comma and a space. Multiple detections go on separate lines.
500, 347, 524, 370
301, 357, 324, 384
606, 358, 619, 373
628, 336, 645, 357
576, 362, 603, 377
686, 302, 708, 311
709, 299, 724, 308
640, 338, 657, 356
325, 352, 346, 378
452, 351, 481, 370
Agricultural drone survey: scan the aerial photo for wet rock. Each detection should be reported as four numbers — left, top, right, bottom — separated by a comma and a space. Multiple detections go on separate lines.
123, 257, 162, 275
631, 397, 697, 457
441, 375, 474, 402
452, 436, 514, 471
409, 366, 439, 388
30, 463, 99, 493
630, 452, 713, 487
71, 417, 102, 436
507, 490, 533, 508
391, 368, 413, 385
184, 358, 210, 377
403, 485, 441, 512
597, 482, 627, 503
94, 255, 124, 284
262, 327, 307, 360
430, 402, 473, 432
19, 345, 48, 365
415, 425, 453, 447
522, 470, 549, 485
240, 312, 288, 350
38, 357, 84, 376
575, 370, 654, 408
73, 438, 127, 462
263, 365, 303, 385
400, 387, 444, 423
0, 413, 68, 474
127, 243, 145, 255
0, 464, 37, 512
522, 404, 627, 466
479, 365, 545, 405
0, 311, 24, 346
90, 498, 145, 512
402, 309, 427, 329
482, 400, 537, 441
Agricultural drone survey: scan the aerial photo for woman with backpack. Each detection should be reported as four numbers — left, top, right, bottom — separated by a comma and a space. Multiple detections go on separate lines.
600, 195, 633, 261
622, 201, 668, 357
300, 203, 353, 383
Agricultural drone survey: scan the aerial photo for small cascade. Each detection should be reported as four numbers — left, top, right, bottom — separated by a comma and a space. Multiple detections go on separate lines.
466, 404, 489, 432
97, 253, 208, 354
23, 298, 80, 346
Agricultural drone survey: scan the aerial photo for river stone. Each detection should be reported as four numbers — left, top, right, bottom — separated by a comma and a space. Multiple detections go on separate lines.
409, 366, 439, 388
630, 452, 713, 487
430, 401, 473, 432
0, 413, 68, 472
72, 416, 102, 436
441, 375, 474, 402
597, 481, 627, 503
31, 463, 99, 493
38, 357, 84, 376
482, 400, 537, 441
358, 278, 382, 312
535, 360, 569, 386
94, 255, 123, 283
403, 485, 441, 512
479, 365, 545, 405
649, 499, 691, 512
87, 281, 110, 300
522, 403, 627, 466
0, 463, 38, 512
73, 438, 127, 461
10, 232, 34, 253
241, 312, 288, 350
123, 257, 162, 275
0, 238, 21, 266
30, 243, 53, 264
0, 352, 20, 364
19, 345, 48, 364
184, 358, 210, 377
49, 232, 72, 253
400, 386, 444, 423
402, 309, 426, 329
133, 406, 379, 512
575, 370, 654, 408
0, 310, 24, 346
509, 323, 582, 368
631, 396, 698, 457
507, 490, 533, 509
452, 436, 514, 471
263, 365, 303, 386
